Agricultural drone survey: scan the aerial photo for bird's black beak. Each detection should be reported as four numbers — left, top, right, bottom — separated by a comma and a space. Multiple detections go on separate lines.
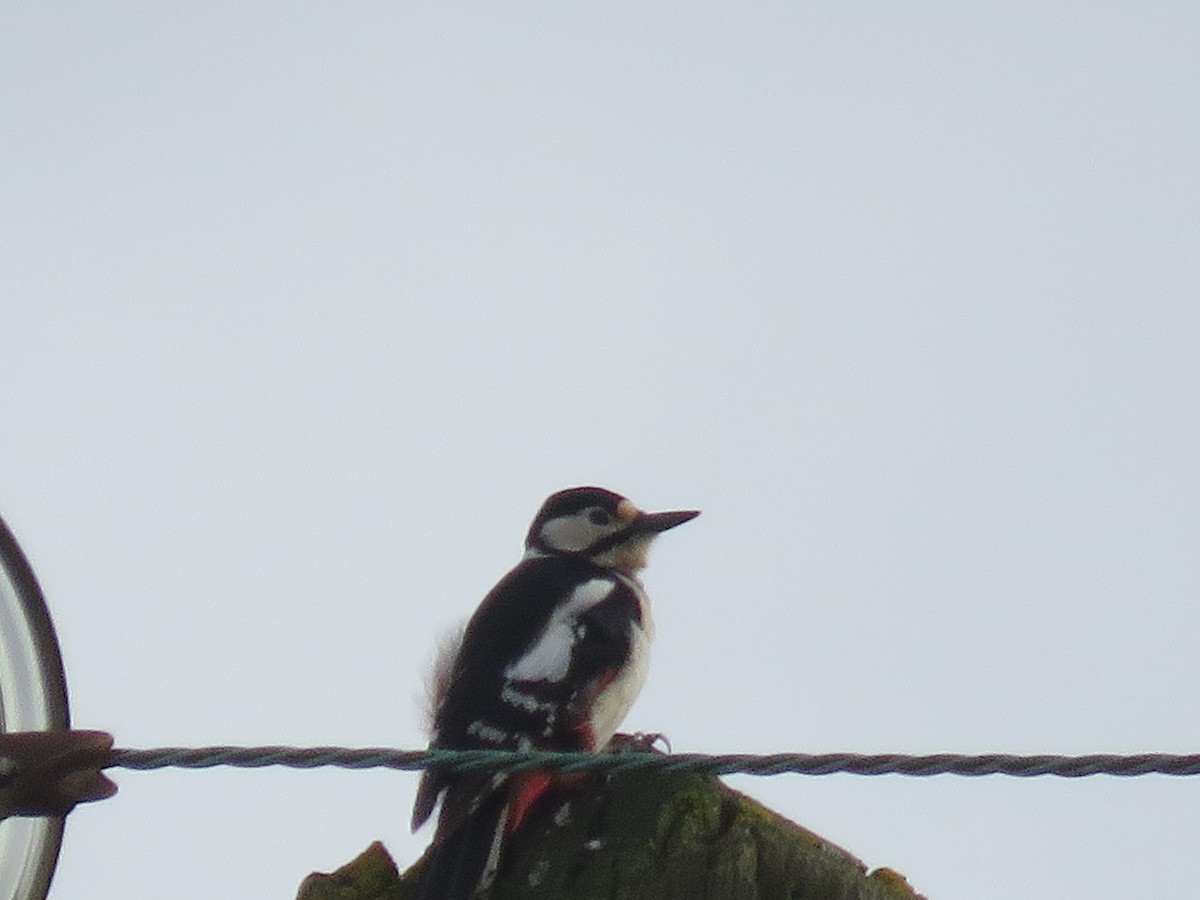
632, 508, 701, 534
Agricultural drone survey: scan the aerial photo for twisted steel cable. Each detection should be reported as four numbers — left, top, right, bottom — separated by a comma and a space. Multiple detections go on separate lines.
106, 746, 1200, 778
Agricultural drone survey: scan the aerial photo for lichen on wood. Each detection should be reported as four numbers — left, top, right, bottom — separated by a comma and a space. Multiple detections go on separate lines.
298, 770, 924, 900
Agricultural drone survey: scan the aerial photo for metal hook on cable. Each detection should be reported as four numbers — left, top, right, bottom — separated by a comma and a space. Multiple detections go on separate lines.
0, 516, 116, 900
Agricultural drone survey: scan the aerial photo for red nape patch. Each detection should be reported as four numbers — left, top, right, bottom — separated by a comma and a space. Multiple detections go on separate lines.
507, 770, 554, 833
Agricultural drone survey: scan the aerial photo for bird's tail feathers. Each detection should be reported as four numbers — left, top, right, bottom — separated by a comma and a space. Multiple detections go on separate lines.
415, 785, 510, 900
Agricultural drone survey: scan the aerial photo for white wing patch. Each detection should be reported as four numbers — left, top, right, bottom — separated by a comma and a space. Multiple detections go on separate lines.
504, 578, 616, 682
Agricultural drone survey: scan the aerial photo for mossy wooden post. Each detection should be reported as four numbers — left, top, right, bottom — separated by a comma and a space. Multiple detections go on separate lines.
297, 769, 925, 900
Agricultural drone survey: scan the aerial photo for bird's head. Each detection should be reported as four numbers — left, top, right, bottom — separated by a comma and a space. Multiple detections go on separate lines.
524, 486, 699, 574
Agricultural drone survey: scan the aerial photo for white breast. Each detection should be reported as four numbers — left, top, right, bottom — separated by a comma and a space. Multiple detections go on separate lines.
587, 572, 654, 748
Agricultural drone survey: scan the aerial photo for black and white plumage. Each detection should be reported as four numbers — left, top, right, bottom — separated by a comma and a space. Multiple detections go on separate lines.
412, 486, 699, 900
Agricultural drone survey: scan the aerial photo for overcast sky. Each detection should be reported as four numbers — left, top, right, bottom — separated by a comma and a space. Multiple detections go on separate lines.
3, 4, 1199, 898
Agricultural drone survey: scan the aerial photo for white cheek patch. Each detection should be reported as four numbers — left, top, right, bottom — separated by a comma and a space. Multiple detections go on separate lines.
539, 514, 600, 553
504, 578, 616, 682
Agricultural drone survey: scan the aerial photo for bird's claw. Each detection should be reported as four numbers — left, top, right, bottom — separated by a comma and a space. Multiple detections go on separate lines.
606, 731, 671, 754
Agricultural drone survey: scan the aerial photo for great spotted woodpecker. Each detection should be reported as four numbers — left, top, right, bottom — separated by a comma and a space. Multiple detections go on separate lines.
411, 486, 699, 900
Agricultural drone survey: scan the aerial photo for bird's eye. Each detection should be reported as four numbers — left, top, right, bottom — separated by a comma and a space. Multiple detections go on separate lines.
588, 508, 612, 526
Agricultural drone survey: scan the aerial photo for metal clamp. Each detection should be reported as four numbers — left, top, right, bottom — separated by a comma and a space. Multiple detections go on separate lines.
0, 516, 115, 900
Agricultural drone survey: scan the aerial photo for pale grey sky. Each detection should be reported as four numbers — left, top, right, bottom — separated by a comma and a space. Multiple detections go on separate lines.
3, 4, 1199, 898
